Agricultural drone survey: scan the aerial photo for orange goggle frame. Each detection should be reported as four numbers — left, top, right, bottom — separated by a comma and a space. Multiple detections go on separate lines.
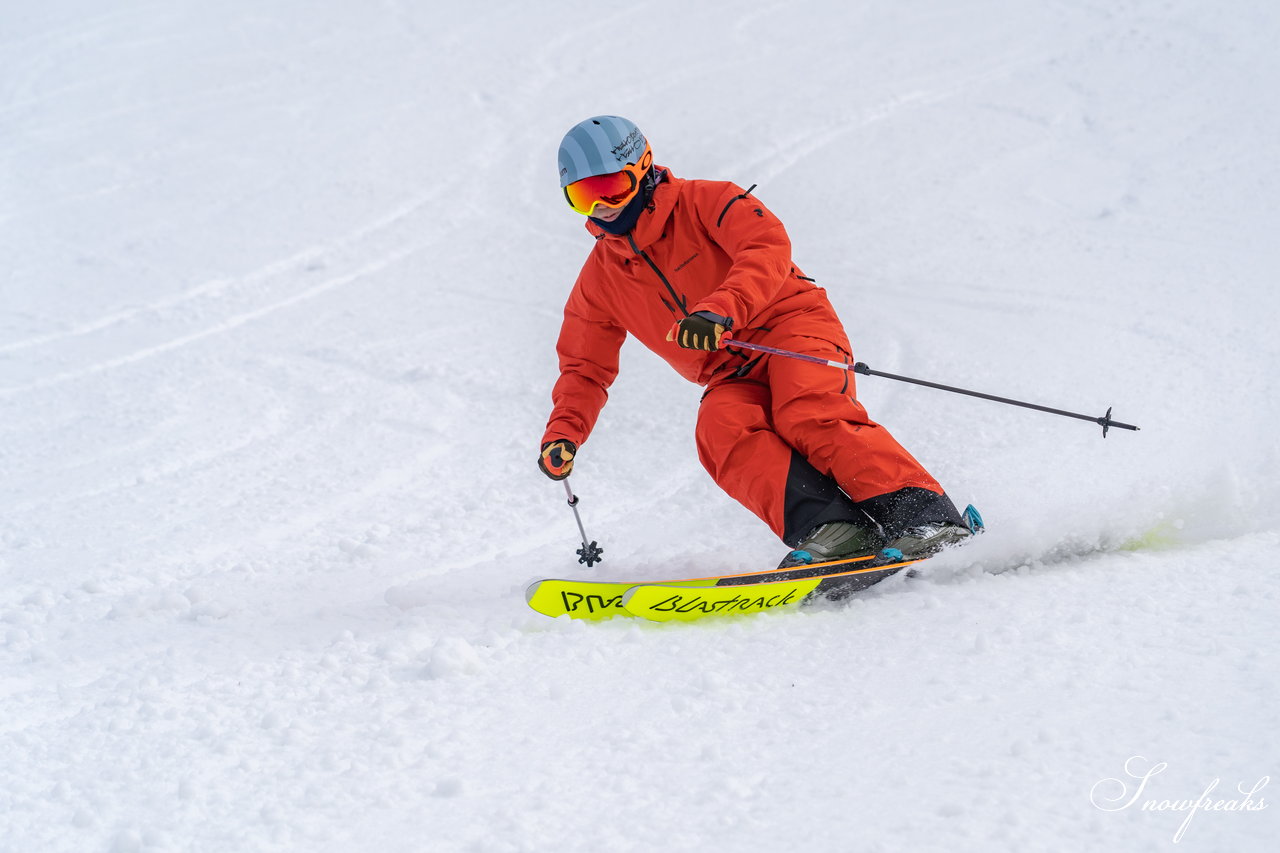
563, 146, 653, 216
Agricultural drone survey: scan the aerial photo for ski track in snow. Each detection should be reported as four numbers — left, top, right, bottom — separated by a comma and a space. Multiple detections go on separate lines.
0, 187, 449, 357
0, 244, 427, 397
3, 1, 1279, 851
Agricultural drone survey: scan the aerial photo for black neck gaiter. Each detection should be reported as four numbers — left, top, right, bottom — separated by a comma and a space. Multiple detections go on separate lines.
590, 168, 663, 235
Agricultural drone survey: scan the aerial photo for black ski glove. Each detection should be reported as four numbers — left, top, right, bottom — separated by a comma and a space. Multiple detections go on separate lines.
538, 439, 577, 481
667, 311, 732, 351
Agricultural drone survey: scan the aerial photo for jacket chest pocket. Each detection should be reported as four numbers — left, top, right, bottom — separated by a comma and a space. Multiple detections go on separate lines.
662, 240, 730, 302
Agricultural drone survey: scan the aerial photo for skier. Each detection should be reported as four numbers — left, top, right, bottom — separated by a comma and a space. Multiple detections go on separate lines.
539, 115, 973, 566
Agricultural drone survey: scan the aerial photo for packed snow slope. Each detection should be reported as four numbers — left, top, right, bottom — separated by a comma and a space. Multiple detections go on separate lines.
3, 1, 1278, 851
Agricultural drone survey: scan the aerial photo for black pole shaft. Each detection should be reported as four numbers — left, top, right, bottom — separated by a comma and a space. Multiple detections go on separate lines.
853, 363, 1139, 432
719, 339, 1139, 436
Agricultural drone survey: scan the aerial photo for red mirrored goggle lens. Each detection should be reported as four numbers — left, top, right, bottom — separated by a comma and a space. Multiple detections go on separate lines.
563, 170, 638, 215
563, 146, 654, 216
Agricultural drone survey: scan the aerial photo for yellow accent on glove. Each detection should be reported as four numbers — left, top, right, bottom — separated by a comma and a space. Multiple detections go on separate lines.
666, 315, 726, 351
538, 440, 576, 480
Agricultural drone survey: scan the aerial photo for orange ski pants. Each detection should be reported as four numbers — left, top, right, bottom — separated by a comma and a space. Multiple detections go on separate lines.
695, 332, 944, 544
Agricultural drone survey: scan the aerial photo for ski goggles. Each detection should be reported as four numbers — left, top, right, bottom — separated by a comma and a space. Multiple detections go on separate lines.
563, 146, 654, 216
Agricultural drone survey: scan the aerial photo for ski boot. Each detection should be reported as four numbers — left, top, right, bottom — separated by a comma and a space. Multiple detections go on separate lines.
879, 504, 984, 562
778, 520, 885, 569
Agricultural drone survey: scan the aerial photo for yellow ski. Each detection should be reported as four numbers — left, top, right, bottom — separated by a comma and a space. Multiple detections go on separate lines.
525, 553, 880, 620
525, 578, 714, 620
620, 557, 921, 622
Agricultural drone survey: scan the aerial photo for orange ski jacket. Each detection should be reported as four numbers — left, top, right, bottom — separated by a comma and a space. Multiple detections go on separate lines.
542, 168, 844, 448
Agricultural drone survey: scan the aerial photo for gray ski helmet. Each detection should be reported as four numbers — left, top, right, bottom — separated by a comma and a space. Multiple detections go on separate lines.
558, 116, 649, 188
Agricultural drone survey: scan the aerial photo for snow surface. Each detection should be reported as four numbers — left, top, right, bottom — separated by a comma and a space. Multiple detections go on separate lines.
3, 1, 1278, 851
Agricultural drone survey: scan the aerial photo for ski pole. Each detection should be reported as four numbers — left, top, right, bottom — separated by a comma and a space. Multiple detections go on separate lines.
724, 339, 1140, 438
562, 478, 604, 566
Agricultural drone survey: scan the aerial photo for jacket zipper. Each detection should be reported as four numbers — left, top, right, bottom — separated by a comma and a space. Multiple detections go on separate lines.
627, 232, 689, 318
716, 184, 758, 227
625, 232, 756, 371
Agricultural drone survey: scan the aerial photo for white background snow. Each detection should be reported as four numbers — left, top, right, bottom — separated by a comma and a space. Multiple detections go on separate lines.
3, 1, 1278, 850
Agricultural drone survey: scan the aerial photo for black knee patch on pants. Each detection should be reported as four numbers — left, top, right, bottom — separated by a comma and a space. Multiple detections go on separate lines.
855, 487, 964, 540
782, 450, 864, 547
